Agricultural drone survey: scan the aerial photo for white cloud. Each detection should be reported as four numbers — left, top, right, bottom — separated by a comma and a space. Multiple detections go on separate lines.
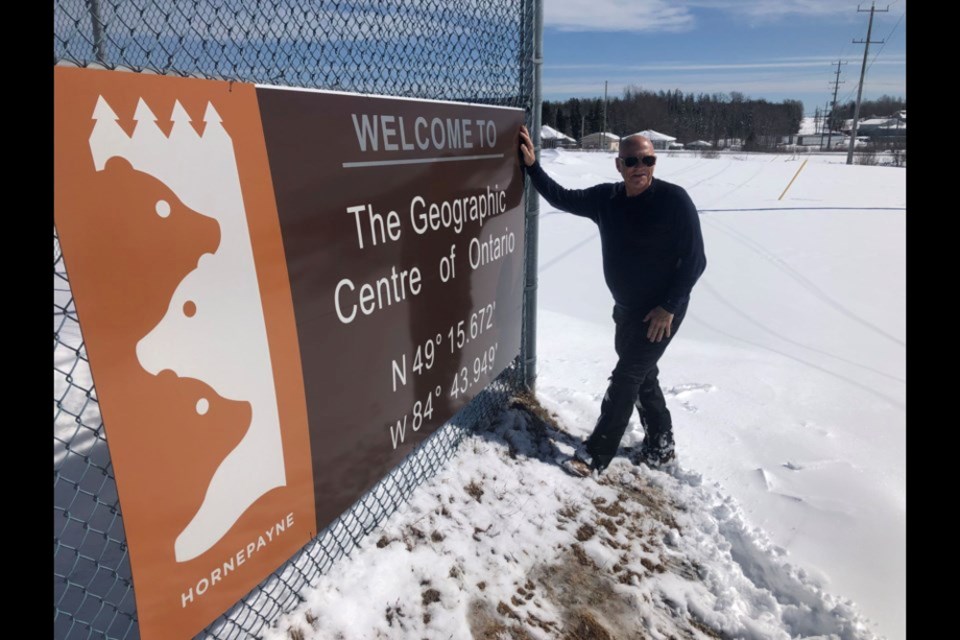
690, 0, 907, 22
545, 0, 696, 32
544, 0, 906, 32
547, 57, 905, 72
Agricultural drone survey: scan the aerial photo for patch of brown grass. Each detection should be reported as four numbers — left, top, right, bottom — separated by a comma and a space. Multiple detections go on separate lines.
596, 517, 618, 536
509, 391, 562, 430
575, 523, 596, 541
465, 480, 485, 502
596, 499, 627, 518
558, 503, 579, 520
571, 544, 597, 568
497, 600, 521, 621
468, 598, 535, 640
563, 610, 614, 640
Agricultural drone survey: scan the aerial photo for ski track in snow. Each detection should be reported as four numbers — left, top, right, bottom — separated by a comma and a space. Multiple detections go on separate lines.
696, 164, 767, 209
538, 231, 600, 273
685, 314, 904, 410
680, 159, 737, 190
697, 280, 904, 384
701, 216, 904, 349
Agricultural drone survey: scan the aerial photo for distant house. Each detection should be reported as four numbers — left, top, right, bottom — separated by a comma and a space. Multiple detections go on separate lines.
717, 138, 743, 151
779, 133, 841, 149
842, 116, 906, 139
580, 132, 620, 151
685, 140, 713, 150
629, 129, 677, 150
779, 132, 866, 150
541, 125, 577, 149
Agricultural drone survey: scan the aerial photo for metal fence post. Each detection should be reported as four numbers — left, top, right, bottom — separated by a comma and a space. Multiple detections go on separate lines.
523, 0, 543, 392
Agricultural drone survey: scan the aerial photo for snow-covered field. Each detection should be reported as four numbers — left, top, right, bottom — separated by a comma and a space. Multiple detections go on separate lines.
266, 151, 906, 640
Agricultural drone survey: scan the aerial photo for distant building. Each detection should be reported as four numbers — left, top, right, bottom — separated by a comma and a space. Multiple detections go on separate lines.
629, 129, 677, 150
580, 132, 620, 151
778, 132, 867, 150
541, 125, 577, 149
717, 138, 743, 151
842, 116, 906, 140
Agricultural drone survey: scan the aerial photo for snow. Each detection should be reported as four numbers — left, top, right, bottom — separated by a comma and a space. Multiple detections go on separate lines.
265, 149, 905, 640
582, 132, 619, 141
632, 129, 677, 142
541, 125, 575, 142
797, 117, 821, 136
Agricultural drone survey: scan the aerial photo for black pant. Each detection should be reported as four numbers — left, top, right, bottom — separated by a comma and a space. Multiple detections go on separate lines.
585, 301, 687, 470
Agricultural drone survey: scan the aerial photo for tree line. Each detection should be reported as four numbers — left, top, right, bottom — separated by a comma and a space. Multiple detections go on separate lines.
826, 94, 905, 132
542, 87, 804, 150
834, 94, 905, 120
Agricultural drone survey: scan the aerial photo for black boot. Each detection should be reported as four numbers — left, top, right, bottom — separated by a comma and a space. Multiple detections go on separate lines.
585, 380, 640, 472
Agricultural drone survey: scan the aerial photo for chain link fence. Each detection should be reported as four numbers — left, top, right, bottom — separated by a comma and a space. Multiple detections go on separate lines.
54, 2, 537, 638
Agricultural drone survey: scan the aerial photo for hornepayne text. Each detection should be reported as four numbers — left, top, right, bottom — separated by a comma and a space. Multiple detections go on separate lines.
180, 512, 295, 608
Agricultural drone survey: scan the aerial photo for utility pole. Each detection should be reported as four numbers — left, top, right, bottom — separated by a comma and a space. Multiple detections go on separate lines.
827, 60, 847, 152
846, 2, 888, 165
819, 103, 829, 150
602, 80, 608, 151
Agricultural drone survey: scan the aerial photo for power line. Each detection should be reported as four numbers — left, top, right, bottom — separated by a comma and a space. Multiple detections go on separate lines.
866, 11, 905, 74
846, 2, 888, 165
836, 8, 904, 106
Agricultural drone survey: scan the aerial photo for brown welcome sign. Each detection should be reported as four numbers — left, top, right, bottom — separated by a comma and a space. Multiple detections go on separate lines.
54, 66, 524, 639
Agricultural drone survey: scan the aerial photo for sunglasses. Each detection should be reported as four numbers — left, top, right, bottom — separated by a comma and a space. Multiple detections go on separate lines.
619, 155, 657, 168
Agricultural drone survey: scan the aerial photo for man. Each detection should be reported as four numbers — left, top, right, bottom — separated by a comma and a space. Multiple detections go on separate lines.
519, 126, 706, 474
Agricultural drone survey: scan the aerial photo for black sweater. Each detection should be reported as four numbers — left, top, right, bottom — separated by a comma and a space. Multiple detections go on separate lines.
526, 161, 706, 315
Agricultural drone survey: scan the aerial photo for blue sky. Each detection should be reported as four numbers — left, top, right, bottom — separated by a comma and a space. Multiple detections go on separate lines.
541, 0, 906, 116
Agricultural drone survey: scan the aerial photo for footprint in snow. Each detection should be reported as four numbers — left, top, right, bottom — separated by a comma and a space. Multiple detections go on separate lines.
664, 383, 716, 413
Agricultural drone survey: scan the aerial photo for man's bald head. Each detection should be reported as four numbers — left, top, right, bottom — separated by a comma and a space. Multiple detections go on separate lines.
616, 135, 657, 196
620, 135, 655, 156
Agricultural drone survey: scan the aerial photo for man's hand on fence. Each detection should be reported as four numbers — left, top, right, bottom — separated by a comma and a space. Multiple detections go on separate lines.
519, 126, 536, 167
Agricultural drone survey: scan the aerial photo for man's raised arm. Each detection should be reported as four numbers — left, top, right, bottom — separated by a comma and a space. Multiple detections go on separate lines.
519, 125, 601, 223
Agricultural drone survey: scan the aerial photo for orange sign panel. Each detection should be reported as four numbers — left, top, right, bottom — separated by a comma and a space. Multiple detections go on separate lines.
54, 67, 317, 639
